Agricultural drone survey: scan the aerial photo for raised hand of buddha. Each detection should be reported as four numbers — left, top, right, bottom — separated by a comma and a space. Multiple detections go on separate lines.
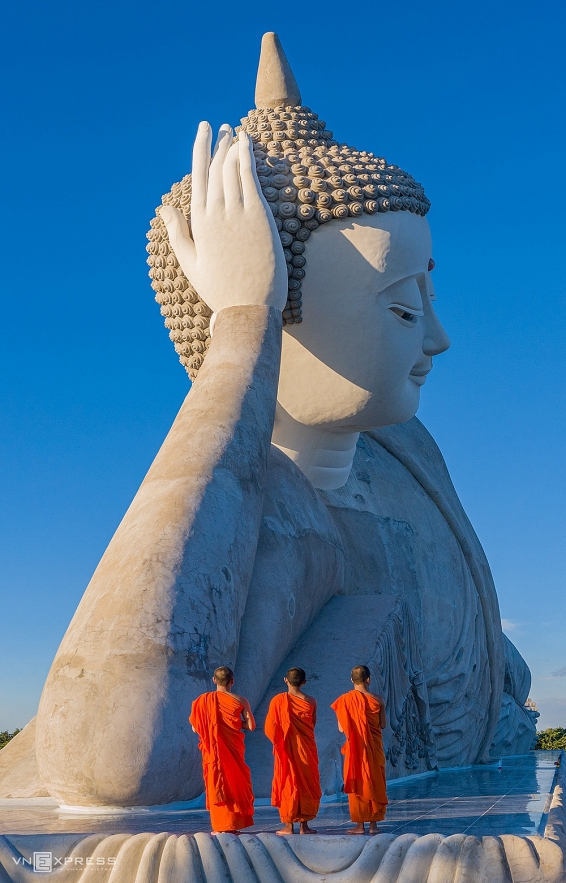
159, 123, 288, 316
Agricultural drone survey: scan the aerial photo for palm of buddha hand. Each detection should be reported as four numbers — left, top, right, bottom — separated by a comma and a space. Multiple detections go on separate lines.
160, 123, 288, 317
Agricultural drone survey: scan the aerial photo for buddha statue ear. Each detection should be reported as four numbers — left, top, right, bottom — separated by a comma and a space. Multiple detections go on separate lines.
255, 32, 302, 109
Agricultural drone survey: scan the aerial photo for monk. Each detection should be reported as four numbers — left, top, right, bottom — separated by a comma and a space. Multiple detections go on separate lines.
189, 666, 255, 833
264, 667, 321, 835
331, 665, 388, 835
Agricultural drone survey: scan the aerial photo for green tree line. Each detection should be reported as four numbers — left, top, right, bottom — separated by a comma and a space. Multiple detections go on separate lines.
535, 727, 566, 750
0, 730, 21, 750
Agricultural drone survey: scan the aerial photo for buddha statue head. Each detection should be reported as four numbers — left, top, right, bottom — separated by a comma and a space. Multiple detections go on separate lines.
147, 33, 450, 489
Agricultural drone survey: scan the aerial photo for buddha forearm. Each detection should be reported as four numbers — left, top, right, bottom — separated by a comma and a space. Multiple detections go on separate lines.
35, 304, 282, 807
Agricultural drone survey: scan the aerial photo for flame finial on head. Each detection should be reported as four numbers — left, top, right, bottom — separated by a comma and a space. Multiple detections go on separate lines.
255, 32, 301, 109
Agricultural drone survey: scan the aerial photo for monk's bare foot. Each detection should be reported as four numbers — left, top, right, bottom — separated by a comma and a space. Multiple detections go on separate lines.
347, 823, 366, 835
212, 830, 241, 836
299, 823, 317, 834
368, 823, 382, 835
276, 823, 294, 836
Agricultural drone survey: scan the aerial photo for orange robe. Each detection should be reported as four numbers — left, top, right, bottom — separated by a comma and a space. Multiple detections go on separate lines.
264, 693, 321, 823
189, 691, 255, 831
331, 691, 388, 823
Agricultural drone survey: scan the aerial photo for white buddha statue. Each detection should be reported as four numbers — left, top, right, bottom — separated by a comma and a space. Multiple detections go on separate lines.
2, 33, 534, 807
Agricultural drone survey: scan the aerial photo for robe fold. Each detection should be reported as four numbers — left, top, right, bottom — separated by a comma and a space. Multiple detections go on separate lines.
331, 691, 388, 823
189, 691, 255, 831
264, 693, 322, 823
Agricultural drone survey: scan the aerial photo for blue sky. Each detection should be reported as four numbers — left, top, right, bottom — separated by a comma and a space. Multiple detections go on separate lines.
1, 0, 565, 732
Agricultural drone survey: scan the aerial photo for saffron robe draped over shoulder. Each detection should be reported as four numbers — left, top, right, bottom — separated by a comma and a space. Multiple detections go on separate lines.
331, 691, 387, 823
189, 692, 255, 831
264, 693, 322, 823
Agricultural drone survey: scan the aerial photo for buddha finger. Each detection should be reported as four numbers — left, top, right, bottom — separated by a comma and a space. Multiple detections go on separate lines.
158, 206, 196, 281
223, 140, 243, 211
208, 125, 233, 208
191, 121, 212, 214
238, 130, 261, 208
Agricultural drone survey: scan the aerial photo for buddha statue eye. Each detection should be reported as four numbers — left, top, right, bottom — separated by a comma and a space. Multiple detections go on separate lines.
428, 258, 435, 271
389, 305, 423, 324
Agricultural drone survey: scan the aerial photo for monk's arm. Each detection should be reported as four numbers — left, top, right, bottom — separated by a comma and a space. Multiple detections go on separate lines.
263, 703, 280, 743
189, 703, 199, 735
331, 701, 344, 734
241, 700, 256, 732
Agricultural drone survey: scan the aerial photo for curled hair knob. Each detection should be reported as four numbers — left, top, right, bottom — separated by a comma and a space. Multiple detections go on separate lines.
280, 186, 298, 201
298, 188, 315, 203
297, 204, 316, 220
332, 204, 349, 219
283, 218, 301, 233
279, 202, 297, 218
331, 189, 348, 204
316, 193, 332, 208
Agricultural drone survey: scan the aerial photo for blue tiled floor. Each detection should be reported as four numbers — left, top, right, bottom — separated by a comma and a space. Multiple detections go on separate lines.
378, 752, 560, 838
0, 752, 560, 837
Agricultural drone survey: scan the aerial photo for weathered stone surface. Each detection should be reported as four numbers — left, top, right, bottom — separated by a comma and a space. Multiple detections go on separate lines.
0, 720, 47, 799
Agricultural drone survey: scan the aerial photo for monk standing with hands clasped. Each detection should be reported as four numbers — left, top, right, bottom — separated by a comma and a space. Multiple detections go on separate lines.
331, 665, 388, 834
264, 667, 321, 835
189, 666, 255, 833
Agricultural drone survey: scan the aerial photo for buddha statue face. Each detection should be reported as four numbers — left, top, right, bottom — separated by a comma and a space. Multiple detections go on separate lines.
276, 210, 450, 434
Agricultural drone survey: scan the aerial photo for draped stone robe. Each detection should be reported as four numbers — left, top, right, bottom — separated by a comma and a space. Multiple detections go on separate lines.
236, 417, 535, 784
329, 419, 498, 767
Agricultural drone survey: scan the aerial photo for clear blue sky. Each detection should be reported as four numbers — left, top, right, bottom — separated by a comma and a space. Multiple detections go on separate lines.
1, 0, 564, 732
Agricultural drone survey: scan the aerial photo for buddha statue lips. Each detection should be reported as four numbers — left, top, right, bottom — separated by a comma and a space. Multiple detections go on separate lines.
24, 32, 536, 809
409, 363, 433, 386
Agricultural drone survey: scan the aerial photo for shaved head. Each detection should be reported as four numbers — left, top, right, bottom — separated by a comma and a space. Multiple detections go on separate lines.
351, 665, 371, 685
214, 666, 234, 686
286, 667, 306, 687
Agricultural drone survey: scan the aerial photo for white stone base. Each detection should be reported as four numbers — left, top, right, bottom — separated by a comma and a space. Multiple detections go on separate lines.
0, 828, 564, 882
